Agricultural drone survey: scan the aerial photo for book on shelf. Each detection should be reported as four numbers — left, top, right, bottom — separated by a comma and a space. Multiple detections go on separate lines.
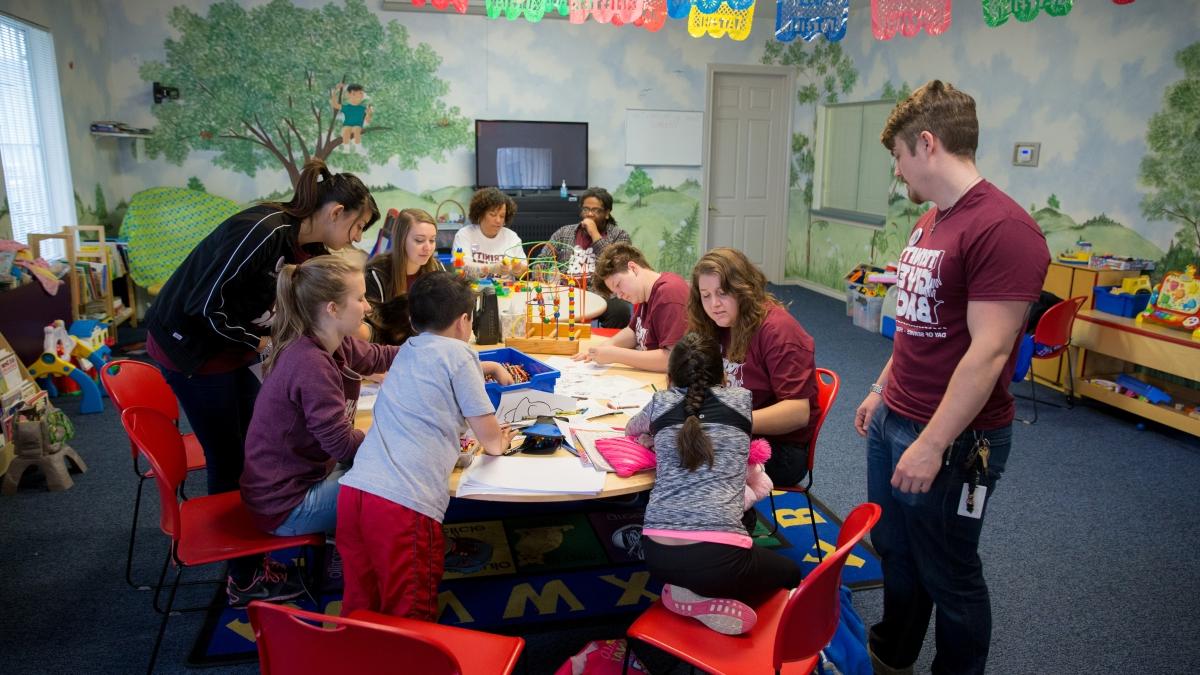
0, 348, 23, 395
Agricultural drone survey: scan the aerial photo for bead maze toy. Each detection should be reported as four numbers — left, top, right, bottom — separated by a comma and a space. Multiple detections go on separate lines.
1136, 265, 1200, 340
502, 242, 592, 355
25, 320, 108, 414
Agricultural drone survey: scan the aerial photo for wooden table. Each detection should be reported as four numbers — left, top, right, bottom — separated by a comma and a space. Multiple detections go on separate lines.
356, 337, 666, 501
1072, 309, 1200, 436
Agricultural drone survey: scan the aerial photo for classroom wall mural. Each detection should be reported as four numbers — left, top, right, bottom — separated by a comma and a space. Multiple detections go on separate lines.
4, 1, 1197, 289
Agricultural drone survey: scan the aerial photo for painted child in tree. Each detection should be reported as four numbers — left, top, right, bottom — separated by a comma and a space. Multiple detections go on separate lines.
331, 83, 374, 149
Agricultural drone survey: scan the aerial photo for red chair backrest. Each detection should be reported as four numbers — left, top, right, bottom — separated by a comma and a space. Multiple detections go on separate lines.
101, 359, 181, 422
248, 602, 461, 675
120, 406, 188, 541
1033, 296, 1086, 353
773, 502, 882, 668
806, 368, 840, 472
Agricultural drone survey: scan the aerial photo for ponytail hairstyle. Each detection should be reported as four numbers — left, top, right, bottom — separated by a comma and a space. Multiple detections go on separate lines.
266, 256, 362, 374
687, 247, 781, 363
264, 158, 380, 243
385, 208, 441, 297
667, 332, 726, 472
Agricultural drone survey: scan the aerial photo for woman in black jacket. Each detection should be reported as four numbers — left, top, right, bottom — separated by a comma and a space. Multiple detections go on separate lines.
147, 158, 378, 495
145, 158, 378, 604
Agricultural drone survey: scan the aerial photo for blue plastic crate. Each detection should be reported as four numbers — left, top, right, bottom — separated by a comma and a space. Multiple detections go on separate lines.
1093, 286, 1151, 318
477, 347, 561, 408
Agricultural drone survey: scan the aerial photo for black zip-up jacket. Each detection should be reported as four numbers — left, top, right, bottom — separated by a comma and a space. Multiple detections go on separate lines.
145, 206, 327, 374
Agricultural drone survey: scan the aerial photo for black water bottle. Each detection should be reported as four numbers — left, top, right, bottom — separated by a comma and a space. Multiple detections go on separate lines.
475, 280, 502, 345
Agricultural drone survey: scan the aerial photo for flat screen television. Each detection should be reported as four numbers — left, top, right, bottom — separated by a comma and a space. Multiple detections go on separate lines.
475, 120, 588, 191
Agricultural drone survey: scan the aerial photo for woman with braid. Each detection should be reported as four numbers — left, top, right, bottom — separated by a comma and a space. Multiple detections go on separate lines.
625, 332, 801, 635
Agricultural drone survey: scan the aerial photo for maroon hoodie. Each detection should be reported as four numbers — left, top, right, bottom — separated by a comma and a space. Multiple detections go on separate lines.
240, 335, 398, 532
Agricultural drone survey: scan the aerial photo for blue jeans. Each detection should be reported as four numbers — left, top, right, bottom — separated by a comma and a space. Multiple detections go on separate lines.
866, 404, 1012, 675
272, 467, 347, 537
162, 365, 260, 496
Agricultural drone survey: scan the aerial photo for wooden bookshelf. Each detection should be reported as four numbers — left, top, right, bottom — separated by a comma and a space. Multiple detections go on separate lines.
28, 226, 135, 329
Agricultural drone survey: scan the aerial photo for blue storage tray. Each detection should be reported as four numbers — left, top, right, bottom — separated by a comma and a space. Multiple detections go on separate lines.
477, 347, 561, 408
1093, 286, 1151, 318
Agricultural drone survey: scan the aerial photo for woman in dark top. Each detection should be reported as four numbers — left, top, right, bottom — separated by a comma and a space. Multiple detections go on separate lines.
363, 208, 444, 345
145, 158, 378, 605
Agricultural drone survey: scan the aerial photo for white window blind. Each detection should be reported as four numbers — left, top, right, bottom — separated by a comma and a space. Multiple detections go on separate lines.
0, 15, 75, 257
811, 100, 894, 227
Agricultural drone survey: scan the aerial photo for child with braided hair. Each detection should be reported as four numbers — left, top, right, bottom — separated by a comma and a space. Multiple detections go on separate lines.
625, 332, 801, 635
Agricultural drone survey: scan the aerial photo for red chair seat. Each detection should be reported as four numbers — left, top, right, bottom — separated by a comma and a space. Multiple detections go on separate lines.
177, 491, 323, 566
628, 590, 818, 675
350, 610, 525, 675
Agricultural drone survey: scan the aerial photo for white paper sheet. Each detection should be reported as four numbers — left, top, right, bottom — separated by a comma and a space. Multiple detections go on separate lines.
494, 388, 579, 424
457, 455, 606, 497
357, 382, 381, 412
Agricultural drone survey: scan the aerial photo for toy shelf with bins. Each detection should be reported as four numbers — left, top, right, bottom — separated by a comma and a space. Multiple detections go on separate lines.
0, 331, 42, 477
28, 226, 135, 329
1071, 309, 1200, 437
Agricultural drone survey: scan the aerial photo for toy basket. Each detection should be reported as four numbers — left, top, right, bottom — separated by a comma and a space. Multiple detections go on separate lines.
477, 347, 560, 408
436, 199, 465, 224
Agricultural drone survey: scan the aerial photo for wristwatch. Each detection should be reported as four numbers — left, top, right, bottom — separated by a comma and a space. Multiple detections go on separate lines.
869, 383, 884, 395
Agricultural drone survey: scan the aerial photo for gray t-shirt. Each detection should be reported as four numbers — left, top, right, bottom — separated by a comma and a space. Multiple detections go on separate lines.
340, 332, 495, 522
626, 386, 752, 536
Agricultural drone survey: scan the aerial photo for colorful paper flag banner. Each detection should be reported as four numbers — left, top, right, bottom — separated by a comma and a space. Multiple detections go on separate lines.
776, 0, 850, 42
688, 0, 755, 39
982, 0, 1074, 27
871, 0, 951, 40
413, 0, 470, 13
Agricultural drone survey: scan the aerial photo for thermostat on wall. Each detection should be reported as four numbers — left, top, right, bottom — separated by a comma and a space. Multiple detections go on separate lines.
1013, 142, 1040, 167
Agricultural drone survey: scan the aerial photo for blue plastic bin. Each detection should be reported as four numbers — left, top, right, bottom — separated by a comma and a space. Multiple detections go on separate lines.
1093, 286, 1151, 318
477, 347, 561, 408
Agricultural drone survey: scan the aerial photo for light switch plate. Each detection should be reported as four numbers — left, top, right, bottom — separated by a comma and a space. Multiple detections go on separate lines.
1013, 142, 1040, 167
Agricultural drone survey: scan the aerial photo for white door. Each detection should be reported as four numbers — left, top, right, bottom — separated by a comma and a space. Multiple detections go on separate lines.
701, 65, 793, 281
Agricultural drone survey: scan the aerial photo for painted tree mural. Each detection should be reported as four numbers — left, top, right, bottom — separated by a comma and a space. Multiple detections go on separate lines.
1140, 41, 1200, 269
140, 0, 470, 185
762, 40, 857, 276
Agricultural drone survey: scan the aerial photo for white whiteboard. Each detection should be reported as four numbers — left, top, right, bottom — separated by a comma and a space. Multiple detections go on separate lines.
624, 109, 703, 166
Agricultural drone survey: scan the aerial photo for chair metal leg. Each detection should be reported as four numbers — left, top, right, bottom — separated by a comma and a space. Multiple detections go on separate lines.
148, 566, 182, 675
804, 493, 823, 564
1029, 373, 1039, 424
126, 476, 147, 589
766, 492, 779, 538
1065, 345, 1077, 408
152, 547, 171, 614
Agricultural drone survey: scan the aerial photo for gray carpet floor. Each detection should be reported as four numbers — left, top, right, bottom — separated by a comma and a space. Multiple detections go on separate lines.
1, 284, 1198, 674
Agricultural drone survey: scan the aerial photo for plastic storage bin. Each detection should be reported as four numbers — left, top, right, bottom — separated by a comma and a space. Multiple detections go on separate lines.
1093, 286, 1151, 318
852, 295, 885, 333
477, 347, 561, 408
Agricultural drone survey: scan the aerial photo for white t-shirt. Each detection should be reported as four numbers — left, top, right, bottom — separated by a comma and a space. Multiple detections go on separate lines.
451, 225, 526, 274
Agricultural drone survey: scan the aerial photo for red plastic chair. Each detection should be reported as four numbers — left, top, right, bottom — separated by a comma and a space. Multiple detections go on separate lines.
625, 502, 881, 675
120, 406, 325, 674
247, 601, 525, 675
766, 367, 840, 559
101, 359, 207, 589
1018, 296, 1086, 424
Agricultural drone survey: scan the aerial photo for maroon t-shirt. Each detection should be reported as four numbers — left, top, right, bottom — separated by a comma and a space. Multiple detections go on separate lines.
885, 180, 1049, 428
719, 304, 818, 447
630, 272, 690, 351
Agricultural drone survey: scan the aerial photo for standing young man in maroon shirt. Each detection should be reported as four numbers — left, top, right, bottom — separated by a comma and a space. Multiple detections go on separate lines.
854, 81, 1049, 675
576, 242, 690, 372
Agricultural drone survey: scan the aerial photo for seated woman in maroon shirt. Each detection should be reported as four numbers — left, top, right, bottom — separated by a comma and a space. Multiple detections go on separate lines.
688, 247, 818, 489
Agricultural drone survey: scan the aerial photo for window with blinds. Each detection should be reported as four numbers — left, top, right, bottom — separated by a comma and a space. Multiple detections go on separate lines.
0, 15, 75, 256
811, 100, 894, 227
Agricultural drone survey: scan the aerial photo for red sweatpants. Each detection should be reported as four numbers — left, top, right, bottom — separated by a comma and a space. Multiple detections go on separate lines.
336, 486, 444, 621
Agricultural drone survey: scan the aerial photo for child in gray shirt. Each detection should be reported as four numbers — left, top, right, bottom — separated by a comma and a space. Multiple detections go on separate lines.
338, 272, 516, 620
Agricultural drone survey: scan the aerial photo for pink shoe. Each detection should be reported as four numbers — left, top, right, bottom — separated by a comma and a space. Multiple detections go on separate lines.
660, 584, 757, 635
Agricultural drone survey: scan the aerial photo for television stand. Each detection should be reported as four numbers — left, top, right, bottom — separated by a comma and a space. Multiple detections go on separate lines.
508, 193, 580, 248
